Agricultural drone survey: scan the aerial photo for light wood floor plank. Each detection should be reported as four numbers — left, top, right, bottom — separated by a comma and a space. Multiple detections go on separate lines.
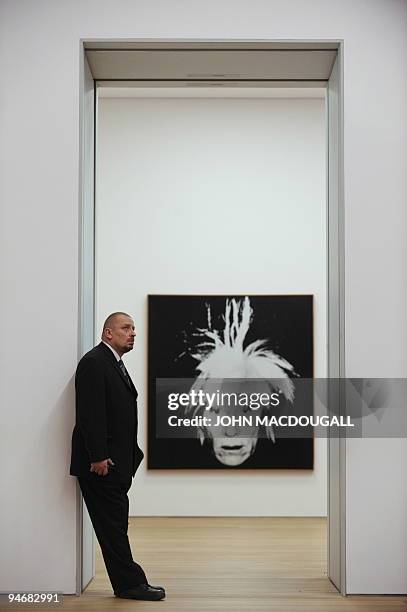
64, 518, 407, 611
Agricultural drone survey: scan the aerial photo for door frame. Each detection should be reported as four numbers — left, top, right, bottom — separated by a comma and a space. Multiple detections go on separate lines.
76, 38, 345, 596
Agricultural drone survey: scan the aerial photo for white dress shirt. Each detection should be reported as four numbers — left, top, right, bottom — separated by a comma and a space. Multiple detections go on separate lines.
102, 341, 121, 362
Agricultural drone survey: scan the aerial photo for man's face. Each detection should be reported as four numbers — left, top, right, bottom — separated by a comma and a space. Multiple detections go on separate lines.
105, 314, 136, 355
205, 404, 260, 467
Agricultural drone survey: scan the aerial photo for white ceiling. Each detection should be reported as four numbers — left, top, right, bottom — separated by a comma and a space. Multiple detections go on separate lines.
84, 40, 339, 50
98, 86, 326, 98
86, 45, 337, 82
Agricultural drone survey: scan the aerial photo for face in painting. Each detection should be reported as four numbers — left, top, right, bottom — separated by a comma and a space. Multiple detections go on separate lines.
206, 405, 259, 466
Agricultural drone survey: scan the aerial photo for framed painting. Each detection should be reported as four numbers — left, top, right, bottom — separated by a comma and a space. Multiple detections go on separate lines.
148, 294, 314, 469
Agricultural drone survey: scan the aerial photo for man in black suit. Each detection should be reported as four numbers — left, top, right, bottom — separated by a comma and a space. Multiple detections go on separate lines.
70, 312, 165, 601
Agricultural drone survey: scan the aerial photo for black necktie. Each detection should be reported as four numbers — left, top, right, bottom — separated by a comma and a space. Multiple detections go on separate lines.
118, 359, 131, 386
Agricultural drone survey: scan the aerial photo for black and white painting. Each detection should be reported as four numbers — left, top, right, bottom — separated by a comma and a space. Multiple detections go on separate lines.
148, 295, 314, 469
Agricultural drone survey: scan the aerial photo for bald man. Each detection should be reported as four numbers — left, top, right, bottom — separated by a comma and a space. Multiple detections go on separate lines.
70, 312, 165, 601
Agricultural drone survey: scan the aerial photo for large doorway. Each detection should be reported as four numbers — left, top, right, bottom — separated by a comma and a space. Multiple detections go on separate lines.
78, 40, 345, 598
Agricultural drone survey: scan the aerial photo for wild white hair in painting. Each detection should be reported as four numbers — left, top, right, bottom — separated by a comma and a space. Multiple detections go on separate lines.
186, 296, 295, 466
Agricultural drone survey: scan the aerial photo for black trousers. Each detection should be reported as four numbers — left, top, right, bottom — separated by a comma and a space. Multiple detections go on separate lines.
78, 476, 147, 594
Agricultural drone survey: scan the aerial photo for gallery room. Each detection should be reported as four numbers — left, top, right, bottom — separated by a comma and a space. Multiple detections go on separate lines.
1, 2, 407, 611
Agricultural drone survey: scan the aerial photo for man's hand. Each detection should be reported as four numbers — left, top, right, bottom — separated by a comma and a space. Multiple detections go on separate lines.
90, 458, 115, 476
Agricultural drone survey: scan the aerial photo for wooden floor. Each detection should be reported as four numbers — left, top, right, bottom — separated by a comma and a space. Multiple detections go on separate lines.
64, 518, 406, 611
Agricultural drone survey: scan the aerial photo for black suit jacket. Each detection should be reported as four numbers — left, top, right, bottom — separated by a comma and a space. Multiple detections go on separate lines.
70, 342, 144, 481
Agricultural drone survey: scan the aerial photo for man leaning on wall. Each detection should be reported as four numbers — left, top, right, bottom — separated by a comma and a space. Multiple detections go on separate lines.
69, 312, 165, 601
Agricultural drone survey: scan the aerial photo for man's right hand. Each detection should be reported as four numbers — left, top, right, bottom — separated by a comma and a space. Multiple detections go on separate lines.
90, 458, 115, 476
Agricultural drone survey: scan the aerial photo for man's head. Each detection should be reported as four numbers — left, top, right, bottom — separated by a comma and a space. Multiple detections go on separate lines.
102, 312, 136, 357
186, 297, 295, 466
204, 401, 260, 467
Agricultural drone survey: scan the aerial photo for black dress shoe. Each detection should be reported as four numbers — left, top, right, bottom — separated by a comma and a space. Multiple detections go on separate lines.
116, 584, 166, 600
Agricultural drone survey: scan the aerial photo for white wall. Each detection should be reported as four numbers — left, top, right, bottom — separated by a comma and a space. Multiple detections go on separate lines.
1, 0, 406, 596
96, 94, 327, 517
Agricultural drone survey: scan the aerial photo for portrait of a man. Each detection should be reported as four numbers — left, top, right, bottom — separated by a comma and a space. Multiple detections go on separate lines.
148, 294, 314, 470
